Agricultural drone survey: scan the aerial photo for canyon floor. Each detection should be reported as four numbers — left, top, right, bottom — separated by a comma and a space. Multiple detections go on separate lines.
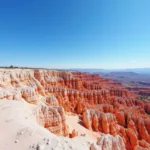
0, 69, 150, 150
66, 114, 101, 142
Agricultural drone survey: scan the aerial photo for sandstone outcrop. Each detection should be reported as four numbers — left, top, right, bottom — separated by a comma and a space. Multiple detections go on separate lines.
91, 134, 126, 150
83, 109, 119, 135
36, 104, 68, 136
70, 129, 78, 138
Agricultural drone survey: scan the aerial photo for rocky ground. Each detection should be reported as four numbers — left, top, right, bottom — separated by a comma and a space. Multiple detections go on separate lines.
0, 69, 150, 150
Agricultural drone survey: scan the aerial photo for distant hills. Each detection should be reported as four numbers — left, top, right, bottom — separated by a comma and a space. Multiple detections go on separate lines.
67, 68, 150, 87
100, 71, 150, 87
104, 72, 139, 77
67, 68, 150, 74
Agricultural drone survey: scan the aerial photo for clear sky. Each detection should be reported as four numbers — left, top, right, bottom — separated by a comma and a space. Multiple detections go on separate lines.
0, 0, 150, 69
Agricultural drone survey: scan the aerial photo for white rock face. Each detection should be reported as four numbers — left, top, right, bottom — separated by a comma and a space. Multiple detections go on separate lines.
96, 134, 126, 150
90, 143, 102, 150
0, 69, 70, 136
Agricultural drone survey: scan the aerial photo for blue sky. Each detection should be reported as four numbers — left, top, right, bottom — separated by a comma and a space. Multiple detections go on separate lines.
0, 0, 150, 69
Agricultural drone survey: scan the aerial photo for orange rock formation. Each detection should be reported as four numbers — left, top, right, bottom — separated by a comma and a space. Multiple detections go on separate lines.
0, 69, 150, 150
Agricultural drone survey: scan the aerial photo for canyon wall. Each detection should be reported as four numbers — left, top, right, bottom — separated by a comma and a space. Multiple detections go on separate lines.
0, 69, 150, 150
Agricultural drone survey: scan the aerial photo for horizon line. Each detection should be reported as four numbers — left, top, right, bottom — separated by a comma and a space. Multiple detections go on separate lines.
1, 66, 150, 70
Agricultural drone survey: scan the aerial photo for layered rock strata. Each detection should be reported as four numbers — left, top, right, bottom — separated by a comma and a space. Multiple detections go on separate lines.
0, 69, 150, 150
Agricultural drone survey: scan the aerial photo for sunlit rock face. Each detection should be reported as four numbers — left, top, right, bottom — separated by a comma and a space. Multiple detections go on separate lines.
36, 104, 69, 136
0, 68, 150, 150
83, 109, 119, 135
96, 134, 126, 150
